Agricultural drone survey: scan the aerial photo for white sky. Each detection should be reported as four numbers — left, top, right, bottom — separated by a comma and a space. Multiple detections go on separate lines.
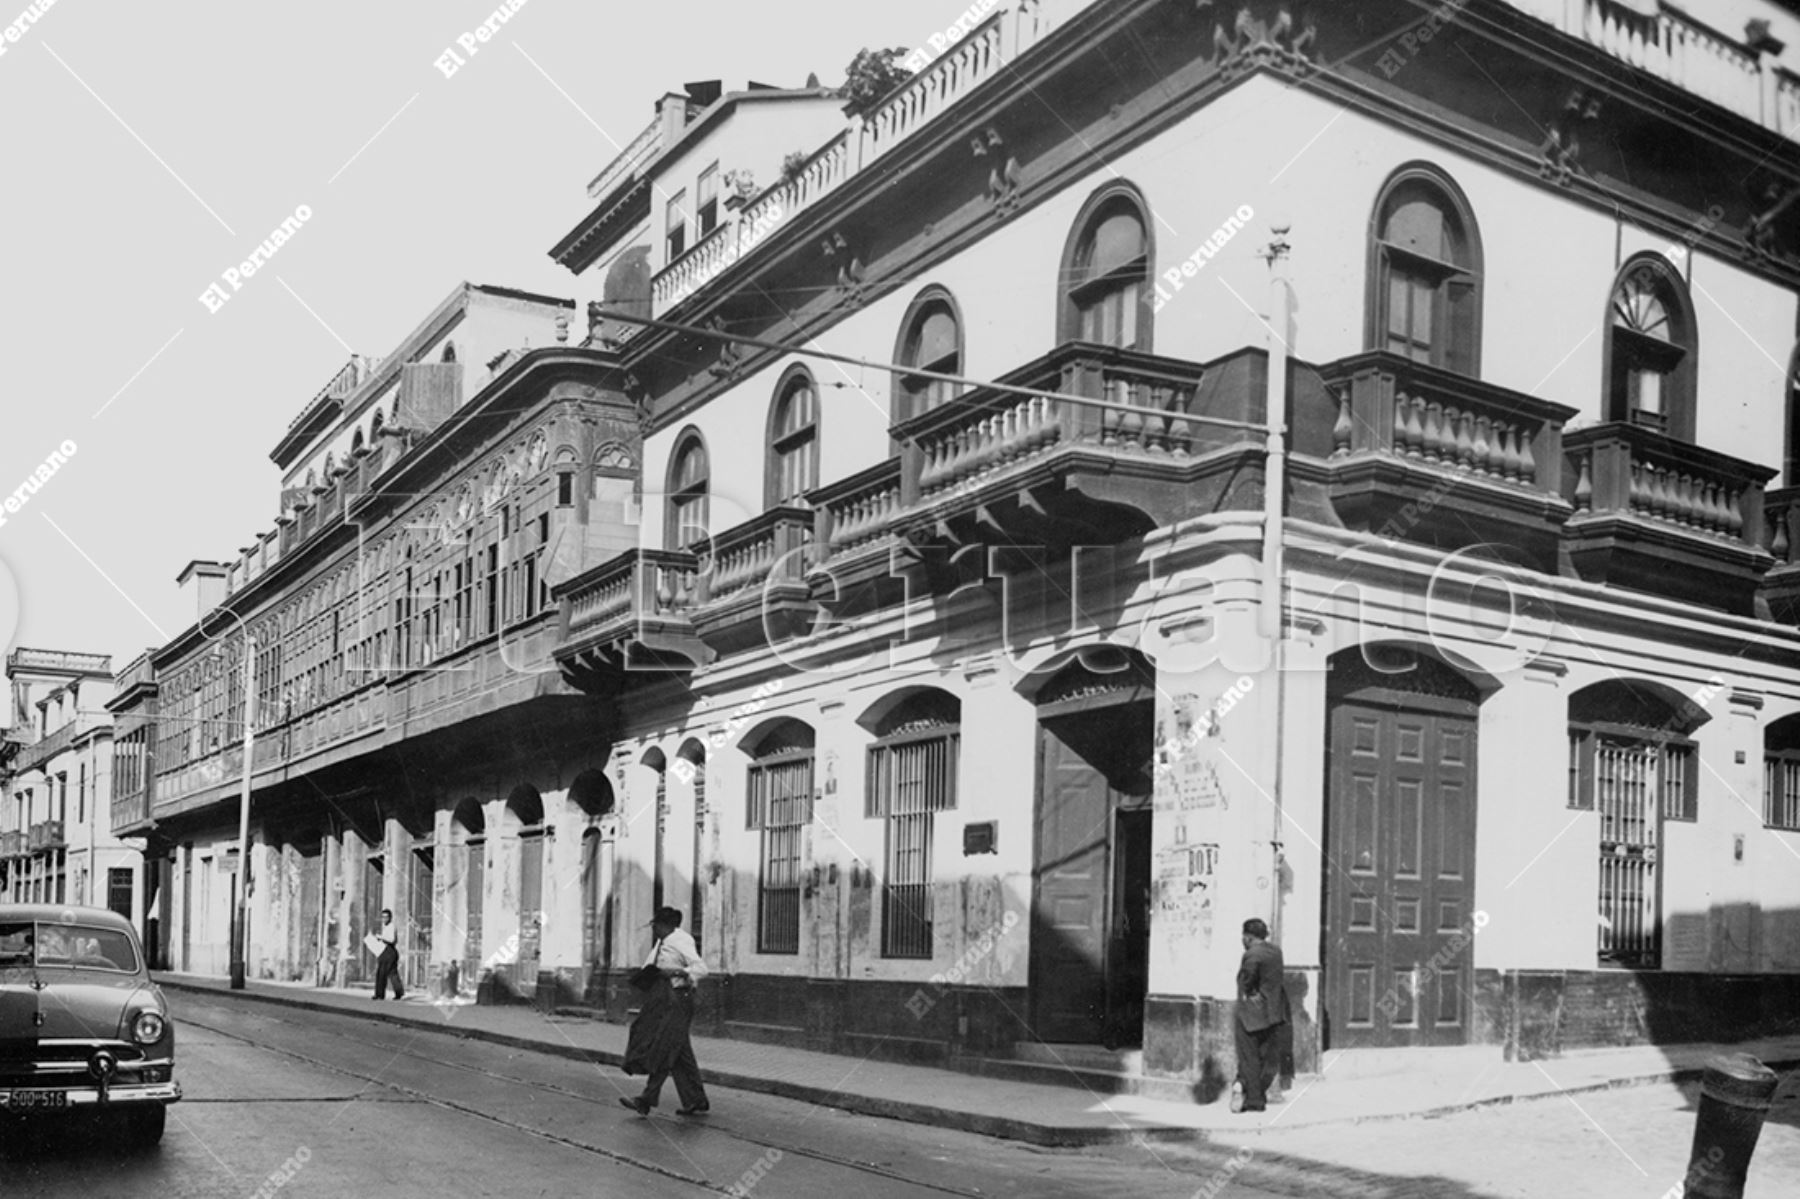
0, 0, 953, 691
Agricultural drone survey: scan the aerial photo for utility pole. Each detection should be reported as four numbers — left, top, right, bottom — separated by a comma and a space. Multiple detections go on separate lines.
229, 636, 257, 990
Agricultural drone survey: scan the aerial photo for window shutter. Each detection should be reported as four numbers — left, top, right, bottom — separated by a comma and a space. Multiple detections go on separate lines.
1444, 276, 1476, 375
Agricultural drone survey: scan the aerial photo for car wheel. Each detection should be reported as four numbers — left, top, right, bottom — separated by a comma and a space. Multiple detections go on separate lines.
126, 1105, 166, 1147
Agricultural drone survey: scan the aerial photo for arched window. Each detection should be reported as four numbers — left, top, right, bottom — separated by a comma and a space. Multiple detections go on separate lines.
1367, 164, 1482, 375
861, 689, 961, 960
1567, 679, 1708, 968
744, 719, 814, 955
1059, 185, 1152, 350
893, 288, 964, 423
664, 429, 709, 550
1603, 254, 1697, 440
766, 370, 820, 507
1765, 713, 1800, 831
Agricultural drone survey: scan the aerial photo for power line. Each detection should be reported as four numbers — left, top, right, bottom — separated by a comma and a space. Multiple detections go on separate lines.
592, 304, 1267, 433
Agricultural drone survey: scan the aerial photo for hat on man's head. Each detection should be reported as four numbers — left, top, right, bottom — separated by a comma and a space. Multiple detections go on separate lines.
651, 906, 684, 928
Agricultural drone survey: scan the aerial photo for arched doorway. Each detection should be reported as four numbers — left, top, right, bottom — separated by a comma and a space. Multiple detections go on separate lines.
1322, 645, 1482, 1049
570, 769, 615, 1003
452, 799, 485, 996
677, 740, 708, 954
1024, 648, 1156, 1048
506, 784, 545, 1000
641, 748, 668, 912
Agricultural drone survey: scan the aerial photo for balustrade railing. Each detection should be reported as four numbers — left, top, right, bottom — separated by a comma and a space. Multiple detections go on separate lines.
1321, 351, 1571, 493
661, 1, 1094, 313
1764, 486, 1800, 567
589, 115, 664, 200
695, 508, 812, 606
561, 549, 701, 642
896, 344, 1212, 505
1506, 0, 1793, 139
1564, 423, 1772, 546
812, 460, 904, 560
865, 13, 1009, 167
652, 222, 741, 312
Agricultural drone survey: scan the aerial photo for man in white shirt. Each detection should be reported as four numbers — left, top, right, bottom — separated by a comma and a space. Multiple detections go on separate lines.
373, 909, 404, 1001
619, 906, 710, 1116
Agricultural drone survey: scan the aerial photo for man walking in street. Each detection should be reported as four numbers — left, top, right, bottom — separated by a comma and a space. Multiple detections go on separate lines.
619, 906, 710, 1117
1234, 916, 1287, 1113
373, 909, 404, 1001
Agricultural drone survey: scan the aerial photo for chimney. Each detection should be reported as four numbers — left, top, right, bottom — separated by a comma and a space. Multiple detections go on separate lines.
657, 91, 690, 146
176, 560, 229, 623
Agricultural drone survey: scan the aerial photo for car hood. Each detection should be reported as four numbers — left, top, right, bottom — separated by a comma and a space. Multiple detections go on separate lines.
31, 970, 155, 1041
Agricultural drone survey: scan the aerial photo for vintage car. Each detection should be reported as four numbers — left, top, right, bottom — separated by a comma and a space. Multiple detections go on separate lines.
0, 904, 179, 1145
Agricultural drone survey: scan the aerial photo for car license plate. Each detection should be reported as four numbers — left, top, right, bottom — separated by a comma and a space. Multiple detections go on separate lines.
6, 1089, 68, 1110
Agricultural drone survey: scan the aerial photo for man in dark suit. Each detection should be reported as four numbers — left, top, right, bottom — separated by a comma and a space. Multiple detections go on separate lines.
1234, 917, 1288, 1113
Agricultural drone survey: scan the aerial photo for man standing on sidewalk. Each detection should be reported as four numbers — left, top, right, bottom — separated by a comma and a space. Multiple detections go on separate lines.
619, 907, 710, 1117
373, 909, 404, 1001
1234, 917, 1287, 1113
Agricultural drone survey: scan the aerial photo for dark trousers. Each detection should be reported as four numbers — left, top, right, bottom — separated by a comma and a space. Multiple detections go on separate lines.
639, 989, 707, 1110
1235, 1020, 1281, 1109
374, 945, 403, 999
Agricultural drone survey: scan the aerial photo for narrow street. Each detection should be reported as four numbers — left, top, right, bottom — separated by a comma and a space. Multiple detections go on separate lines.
2, 993, 1288, 1199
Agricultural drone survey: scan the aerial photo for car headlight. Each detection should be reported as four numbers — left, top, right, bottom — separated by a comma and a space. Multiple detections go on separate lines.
132, 1011, 166, 1045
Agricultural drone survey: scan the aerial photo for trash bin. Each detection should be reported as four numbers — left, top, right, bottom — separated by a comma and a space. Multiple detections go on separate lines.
1682, 1053, 1780, 1199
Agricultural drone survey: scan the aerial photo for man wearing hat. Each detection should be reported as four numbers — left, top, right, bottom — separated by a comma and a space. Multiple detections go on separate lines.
1233, 916, 1288, 1113
619, 906, 710, 1117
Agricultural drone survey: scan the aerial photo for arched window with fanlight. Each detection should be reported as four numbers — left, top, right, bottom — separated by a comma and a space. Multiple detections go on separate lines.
1367, 163, 1482, 375
1603, 254, 1698, 441
765, 369, 820, 507
1058, 184, 1153, 350
893, 287, 964, 422
664, 429, 709, 550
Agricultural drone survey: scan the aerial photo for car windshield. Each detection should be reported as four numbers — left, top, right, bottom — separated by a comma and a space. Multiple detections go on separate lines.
0, 920, 140, 973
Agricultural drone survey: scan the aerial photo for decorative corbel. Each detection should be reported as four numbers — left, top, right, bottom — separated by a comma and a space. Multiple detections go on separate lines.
971, 126, 1023, 213
1537, 88, 1602, 186
821, 231, 868, 308
1203, 3, 1318, 78
705, 315, 746, 380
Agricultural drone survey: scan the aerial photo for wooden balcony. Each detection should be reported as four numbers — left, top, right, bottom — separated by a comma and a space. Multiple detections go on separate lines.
1562, 424, 1776, 613
27, 820, 65, 852
1757, 486, 1800, 625
1317, 352, 1578, 569
691, 507, 815, 654
0, 831, 22, 859
553, 548, 712, 694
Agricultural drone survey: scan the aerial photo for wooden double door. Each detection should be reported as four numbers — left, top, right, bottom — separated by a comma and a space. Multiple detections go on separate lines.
1325, 658, 1480, 1048
1030, 700, 1154, 1048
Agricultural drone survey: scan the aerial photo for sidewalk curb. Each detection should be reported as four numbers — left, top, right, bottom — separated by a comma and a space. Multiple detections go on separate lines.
158, 979, 1172, 1147
159, 979, 1800, 1150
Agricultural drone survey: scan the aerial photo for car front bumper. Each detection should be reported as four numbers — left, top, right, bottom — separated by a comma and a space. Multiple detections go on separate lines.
1, 1081, 181, 1110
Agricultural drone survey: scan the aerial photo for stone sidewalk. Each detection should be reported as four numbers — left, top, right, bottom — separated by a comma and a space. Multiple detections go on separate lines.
156, 972, 1800, 1151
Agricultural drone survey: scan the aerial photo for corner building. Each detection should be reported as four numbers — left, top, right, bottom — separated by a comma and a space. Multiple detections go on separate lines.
545, 0, 1800, 1094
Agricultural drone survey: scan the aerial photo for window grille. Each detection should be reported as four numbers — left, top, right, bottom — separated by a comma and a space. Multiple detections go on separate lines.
867, 731, 958, 959
1767, 753, 1800, 831
747, 754, 812, 954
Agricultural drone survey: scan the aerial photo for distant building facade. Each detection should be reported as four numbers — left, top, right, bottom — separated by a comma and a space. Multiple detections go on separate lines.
2, 648, 137, 921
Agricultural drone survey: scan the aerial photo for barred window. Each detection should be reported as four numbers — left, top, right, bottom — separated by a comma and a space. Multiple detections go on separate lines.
746, 721, 815, 955
865, 691, 961, 960
1766, 715, 1800, 832
1568, 673, 1708, 973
